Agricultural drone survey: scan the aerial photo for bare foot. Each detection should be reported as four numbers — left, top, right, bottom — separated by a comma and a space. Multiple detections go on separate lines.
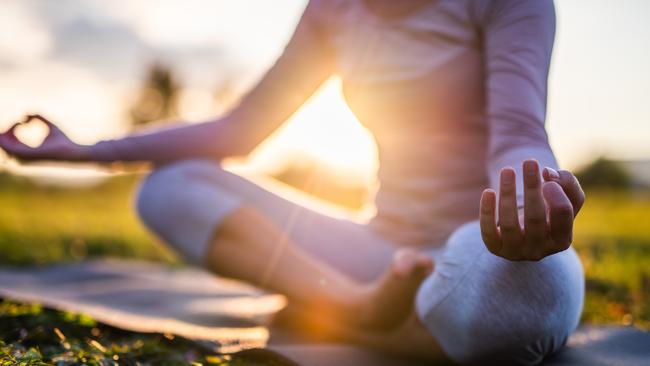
271, 248, 433, 336
353, 248, 434, 330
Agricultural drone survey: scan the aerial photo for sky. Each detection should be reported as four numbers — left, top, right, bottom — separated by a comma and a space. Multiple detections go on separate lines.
0, 0, 649, 184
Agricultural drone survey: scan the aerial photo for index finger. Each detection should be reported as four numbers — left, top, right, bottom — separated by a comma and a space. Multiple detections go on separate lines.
25, 114, 53, 126
557, 170, 585, 215
543, 167, 585, 216
543, 181, 574, 252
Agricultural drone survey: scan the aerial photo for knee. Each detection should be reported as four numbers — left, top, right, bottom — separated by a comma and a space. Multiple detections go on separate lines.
416, 221, 584, 364
134, 159, 240, 264
135, 159, 223, 227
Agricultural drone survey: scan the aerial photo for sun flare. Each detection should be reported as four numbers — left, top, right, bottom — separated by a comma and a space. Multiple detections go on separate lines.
246, 78, 378, 185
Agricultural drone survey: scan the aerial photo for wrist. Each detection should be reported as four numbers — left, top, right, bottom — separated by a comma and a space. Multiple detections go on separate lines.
71, 144, 95, 162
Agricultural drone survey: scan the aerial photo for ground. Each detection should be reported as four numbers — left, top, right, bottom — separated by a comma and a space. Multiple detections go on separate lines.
0, 300, 281, 366
0, 172, 648, 364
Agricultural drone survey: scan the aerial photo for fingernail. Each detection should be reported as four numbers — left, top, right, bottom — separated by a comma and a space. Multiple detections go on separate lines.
524, 160, 538, 176
501, 168, 514, 183
544, 167, 560, 180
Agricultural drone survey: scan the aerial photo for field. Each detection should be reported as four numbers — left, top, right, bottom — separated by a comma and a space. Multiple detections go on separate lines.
0, 170, 648, 330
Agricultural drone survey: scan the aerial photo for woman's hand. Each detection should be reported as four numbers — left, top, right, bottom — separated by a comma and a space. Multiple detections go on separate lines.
0, 114, 90, 162
479, 159, 585, 261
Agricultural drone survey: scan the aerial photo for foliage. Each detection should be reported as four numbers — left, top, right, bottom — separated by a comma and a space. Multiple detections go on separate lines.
573, 190, 650, 328
575, 157, 632, 189
130, 64, 180, 127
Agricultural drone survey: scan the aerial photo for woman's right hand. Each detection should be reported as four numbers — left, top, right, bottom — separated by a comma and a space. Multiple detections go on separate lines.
0, 114, 91, 162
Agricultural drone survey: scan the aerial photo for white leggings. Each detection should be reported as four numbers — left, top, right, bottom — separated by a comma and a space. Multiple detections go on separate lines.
135, 160, 584, 365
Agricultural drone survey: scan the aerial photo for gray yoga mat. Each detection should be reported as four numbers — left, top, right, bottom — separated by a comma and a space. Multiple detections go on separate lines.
0, 260, 648, 366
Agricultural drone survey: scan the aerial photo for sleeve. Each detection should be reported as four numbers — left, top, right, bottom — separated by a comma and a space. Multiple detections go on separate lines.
91, 0, 334, 163
481, 0, 558, 206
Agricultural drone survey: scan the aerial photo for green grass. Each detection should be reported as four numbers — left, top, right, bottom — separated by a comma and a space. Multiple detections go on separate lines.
572, 190, 650, 329
0, 300, 282, 366
0, 171, 648, 331
0, 173, 175, 266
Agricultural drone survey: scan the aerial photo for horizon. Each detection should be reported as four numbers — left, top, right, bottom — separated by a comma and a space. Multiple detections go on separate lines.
1, 0, 649, 184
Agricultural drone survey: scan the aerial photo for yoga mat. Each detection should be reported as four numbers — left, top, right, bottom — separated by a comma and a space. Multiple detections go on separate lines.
0, 260, 285, 353
1, 260, 648, 366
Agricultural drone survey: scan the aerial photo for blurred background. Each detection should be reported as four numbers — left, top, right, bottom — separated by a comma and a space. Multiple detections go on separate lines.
0, 0, 649, 329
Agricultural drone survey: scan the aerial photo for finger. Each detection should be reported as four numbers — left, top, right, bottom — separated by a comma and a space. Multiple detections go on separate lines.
25, 114, 59, 134
542, 166, 560, 182
523, 160, 546, 250
557, 170, 585, 216
26, 114, 52, 125
480, 189, 502, 255
0, 136, 33, 157
0, 123, 23, 145
1, 122, 22, 136
498, 167, 523, 254
542, 181, 574, 252
544, 167, 585, 216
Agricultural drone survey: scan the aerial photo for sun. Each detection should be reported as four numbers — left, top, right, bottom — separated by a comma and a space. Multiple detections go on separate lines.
244, 77, 378, 185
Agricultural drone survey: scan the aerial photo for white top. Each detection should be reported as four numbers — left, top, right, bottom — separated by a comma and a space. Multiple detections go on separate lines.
94, 0, 559, 247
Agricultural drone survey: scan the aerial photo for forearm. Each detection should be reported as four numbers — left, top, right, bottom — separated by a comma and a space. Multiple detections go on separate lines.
482, 0, 557, 206
86, 115, 250, 163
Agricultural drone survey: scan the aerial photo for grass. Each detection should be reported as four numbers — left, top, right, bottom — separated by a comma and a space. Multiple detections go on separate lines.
0, 173, 175, 266
572, 190, 650, 328
0, 300, 284, 366
0, 170, 648, 364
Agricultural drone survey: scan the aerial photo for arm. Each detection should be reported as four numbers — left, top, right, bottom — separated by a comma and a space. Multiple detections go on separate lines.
477, 0, 585, 260
483, 0, 557, 199
0, 1, 334, 164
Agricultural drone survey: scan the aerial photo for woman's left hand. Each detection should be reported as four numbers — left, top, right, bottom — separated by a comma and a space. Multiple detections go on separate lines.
479, 159, 585, 261
0, 114, 90, 162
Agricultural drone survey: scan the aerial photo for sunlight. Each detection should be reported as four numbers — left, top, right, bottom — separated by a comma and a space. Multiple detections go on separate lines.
246, 78, 378, 185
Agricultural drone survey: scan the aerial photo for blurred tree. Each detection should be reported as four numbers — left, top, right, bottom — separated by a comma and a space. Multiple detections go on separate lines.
213, 78, 238, 114
130, 64, 180, 127
575, 157, 632, 189
270, 156, 369, 210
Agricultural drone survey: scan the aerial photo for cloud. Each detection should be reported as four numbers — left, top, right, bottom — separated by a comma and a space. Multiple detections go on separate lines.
0, 61, 127, 141
0, 1, 53, 66
3, 0, 239, 85
49, 17, 152, 80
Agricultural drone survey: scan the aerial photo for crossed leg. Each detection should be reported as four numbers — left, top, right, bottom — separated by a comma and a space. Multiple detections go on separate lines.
135, 159, 434, 331
135, 160, 584, 365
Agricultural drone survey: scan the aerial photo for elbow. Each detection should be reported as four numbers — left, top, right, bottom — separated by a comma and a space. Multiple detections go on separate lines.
221, 139, 256, 159
227, 147, 252, 160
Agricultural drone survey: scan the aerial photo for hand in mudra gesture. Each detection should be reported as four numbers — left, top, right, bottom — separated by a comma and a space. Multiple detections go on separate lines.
480, 159, 585, 261
0, 114, 88, 162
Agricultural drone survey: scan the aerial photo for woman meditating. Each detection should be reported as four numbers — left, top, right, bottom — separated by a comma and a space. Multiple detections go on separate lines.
0, 0, 586, 364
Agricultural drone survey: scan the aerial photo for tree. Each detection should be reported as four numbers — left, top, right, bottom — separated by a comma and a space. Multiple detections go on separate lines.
130, 64, 180, 127
575, 157, 631, 189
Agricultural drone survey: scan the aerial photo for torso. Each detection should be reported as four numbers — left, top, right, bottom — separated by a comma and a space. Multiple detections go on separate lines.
315, 0, 491, 246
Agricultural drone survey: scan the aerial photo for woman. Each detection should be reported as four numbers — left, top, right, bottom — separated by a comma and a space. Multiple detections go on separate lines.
0, 0, 586, 364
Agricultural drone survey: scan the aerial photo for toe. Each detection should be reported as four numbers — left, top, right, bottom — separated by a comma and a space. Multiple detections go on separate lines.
392, 248, 419, 277
392, 249, 434, 278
